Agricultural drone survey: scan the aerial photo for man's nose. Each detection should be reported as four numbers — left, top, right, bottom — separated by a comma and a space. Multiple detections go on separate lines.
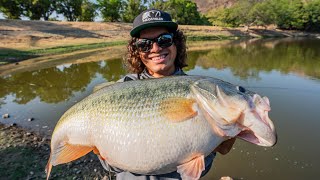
150, 42, 162, 53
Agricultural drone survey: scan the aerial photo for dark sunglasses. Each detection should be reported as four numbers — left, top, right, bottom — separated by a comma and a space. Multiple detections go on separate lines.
135, 33, 174, 53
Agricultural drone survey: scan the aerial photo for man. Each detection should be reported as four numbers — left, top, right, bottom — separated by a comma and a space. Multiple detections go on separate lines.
111, 9, 235, 180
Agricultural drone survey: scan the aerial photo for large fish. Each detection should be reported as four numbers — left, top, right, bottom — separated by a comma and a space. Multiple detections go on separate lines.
46, 76, 277, 180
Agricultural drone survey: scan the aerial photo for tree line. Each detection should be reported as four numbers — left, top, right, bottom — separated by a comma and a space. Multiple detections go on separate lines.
207, 0, 320, 31
0, 0, 209, 25
1, 0, 319, 31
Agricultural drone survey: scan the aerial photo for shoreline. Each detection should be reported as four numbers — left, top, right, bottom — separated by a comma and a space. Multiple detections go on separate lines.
0, 122, 114, 179
1, 19, 319, 66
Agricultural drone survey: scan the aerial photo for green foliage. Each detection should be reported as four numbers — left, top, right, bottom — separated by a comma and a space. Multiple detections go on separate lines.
0, 0, 24, 19
229, 0, 253, 26
149, 0, 210, 25
80, 0, 97, 21
56, 0, 83, 21
304, 0, 320, 31
206, 0, 320, 31
122, 0, 147, 23
97, 0, 123, 22
149, 0, 167, 10
247, 0, 276, 27
271, 0, 307, 29
23, 0, 55, 20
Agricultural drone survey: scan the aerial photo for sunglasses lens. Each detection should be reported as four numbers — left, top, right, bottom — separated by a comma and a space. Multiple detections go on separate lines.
157, 34, 173, 48
136, 39, 152, 52
136, 33, 173, 52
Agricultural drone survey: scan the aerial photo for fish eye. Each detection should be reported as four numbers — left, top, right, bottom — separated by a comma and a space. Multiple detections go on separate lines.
237, 86, 246, 93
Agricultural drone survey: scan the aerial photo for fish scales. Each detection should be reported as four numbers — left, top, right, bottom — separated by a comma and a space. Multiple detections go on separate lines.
47, 75, 277, 179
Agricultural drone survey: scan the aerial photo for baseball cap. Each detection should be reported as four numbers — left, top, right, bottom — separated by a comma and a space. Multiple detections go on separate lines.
130, 9, 178, 37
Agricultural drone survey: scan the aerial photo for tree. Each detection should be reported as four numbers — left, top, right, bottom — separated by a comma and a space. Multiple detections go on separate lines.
247, 1, 277, 27
80, 0, 97, 21
304, 0, 320, 31
23, 0, 56, 20
56, 0, 83, 21
97, 0, 122, 22
206, 3, 242, 27
270, 0, 306, 29
149, 0, 210, 25
0, 0, 24, 19
148, 0, 167, 10
122, 0, 146, 23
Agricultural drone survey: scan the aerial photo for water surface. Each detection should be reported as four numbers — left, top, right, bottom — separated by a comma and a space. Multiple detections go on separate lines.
1, 37, 319, 179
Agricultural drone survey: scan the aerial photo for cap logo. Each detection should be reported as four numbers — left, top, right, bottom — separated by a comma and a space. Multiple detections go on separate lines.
142, 10, 163, 22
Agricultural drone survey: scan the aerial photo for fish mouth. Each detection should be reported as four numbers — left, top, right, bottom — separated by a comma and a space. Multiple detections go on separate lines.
237, 130, 260, 144
237, 129, 277, 147
237, 95, 277, 147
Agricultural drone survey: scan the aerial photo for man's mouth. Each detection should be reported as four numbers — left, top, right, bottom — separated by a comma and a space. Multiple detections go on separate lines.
151, 53, 168, 61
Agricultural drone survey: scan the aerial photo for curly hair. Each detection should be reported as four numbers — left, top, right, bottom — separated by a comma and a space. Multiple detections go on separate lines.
123, 29, 188, 74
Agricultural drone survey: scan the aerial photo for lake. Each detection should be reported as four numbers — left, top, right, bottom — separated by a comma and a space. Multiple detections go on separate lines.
1, 37, 320, 179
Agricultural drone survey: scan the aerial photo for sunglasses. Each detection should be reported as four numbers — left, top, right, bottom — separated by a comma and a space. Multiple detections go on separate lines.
135, 33, 174, 53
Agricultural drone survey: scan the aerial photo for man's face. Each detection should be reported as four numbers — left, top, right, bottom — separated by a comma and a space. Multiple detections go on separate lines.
138, 27, 177, 77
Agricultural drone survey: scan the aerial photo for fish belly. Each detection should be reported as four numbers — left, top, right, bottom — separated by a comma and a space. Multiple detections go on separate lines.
93, 116, 222, 174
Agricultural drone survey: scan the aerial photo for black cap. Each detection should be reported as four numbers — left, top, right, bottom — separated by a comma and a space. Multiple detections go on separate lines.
130, 9, 178, 37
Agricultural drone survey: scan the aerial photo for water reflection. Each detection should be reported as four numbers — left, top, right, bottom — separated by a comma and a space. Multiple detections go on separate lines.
189, 38, 320, 80
1, 38, 319, 108
0, 37, 320, 179
0, 59, 126, 106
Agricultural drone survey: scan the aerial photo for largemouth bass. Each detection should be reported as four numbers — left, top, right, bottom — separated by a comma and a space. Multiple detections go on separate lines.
46, 76, 277, 179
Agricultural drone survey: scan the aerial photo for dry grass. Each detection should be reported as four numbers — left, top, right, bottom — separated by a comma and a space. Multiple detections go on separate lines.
0, 20, 131, 50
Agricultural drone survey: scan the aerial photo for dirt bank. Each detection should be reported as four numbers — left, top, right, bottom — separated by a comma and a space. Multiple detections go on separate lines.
0, 123, 115, 179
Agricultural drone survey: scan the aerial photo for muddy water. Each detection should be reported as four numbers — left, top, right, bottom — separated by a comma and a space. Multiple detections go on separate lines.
1, 38, 320, 179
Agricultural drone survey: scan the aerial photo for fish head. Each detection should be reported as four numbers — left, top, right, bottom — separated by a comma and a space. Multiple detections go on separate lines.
191, 77, 277, 147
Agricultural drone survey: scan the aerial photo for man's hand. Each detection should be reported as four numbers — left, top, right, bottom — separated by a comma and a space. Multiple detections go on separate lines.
214, 138, 236, 155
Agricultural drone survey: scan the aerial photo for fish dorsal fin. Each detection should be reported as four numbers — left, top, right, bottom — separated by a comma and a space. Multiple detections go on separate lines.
93, 81, 116, 93
177, 155, 205, 180
160, 97, 198, 122
46, 143, 94, 179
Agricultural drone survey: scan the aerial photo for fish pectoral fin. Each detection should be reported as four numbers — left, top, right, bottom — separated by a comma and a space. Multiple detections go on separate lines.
92, 146, 101, 156
177, 155, 205, 180
160, 97, 198, 122
46, 144, 93, 179
45, 155, 52, 180
51, 143, 93, 165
